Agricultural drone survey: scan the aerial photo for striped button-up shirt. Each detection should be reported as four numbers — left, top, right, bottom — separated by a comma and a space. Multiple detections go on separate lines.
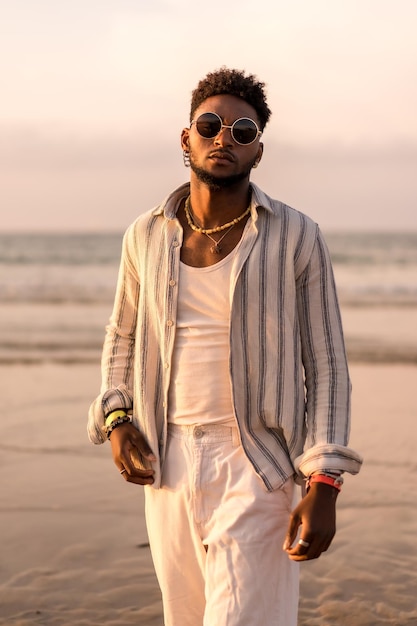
88, 182, 362, 490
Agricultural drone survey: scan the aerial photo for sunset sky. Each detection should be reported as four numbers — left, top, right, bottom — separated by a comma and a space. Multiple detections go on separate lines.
1, 0, 416, 232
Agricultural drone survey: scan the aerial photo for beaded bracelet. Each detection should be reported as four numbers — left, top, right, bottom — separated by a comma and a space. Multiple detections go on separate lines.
105, 410, 128, 429
306, 474, 343, 492
106, 415, 131, 439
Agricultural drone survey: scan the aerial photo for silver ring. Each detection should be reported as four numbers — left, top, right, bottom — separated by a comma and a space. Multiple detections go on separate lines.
298, 539, 310, 548
120, 468, 127, 475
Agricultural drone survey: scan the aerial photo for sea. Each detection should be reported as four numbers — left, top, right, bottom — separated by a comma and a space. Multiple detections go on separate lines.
1, 231, 416, 364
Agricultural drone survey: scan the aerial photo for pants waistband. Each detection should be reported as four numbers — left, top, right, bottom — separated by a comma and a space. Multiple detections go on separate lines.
167, 423, 240, 445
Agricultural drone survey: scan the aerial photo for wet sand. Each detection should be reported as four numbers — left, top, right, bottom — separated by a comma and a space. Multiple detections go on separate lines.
1, 303, 416, 625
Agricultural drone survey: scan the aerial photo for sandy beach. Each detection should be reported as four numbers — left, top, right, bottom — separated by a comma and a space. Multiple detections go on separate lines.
1, 303, 417, 625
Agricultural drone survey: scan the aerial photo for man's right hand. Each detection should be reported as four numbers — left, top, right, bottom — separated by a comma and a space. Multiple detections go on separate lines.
109, 422, 156, 485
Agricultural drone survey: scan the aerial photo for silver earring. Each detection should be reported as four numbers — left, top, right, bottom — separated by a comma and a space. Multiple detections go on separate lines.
253, 161, 259, 169
183, 150, 190, 167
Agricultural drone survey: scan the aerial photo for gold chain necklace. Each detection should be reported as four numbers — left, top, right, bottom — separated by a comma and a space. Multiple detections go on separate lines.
185, 199, 236, 253
184, 196, 251, 235
202, 225, 236, 254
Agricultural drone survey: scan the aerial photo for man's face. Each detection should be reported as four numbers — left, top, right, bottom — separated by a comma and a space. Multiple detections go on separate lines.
181, 94, 263, 191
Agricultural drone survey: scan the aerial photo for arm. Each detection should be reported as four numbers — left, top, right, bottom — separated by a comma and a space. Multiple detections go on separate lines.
295, 229, 362, 476
285, 229, 362, 560
87, 225, 156, 482
87, 226, 138, 443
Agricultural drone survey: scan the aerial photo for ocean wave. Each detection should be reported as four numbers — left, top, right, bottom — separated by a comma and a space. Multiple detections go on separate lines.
1, 272, 416, 306
2, 231, 417, 305
0, 233, 123, 265
0, 263, 119, 303
326, 231, 417, 266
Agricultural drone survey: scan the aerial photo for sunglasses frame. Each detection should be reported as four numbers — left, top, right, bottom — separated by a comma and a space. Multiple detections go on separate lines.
190, 111, 262, 146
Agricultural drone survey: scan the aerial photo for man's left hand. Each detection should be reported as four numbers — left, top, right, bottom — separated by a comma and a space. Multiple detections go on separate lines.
283, 482, 338, 561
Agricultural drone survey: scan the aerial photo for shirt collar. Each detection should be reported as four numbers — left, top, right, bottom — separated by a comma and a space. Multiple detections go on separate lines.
152, 181, 277, 221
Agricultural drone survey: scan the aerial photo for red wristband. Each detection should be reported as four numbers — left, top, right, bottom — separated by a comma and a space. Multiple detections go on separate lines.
307, 474, 342, 491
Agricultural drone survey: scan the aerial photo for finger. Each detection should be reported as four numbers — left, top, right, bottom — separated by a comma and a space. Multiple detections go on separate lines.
132, 433, 157, 461
119, 452, 155, 478
286, 536, 312, 559
318, 534, 335, 555
306, 529, 335, 559
122, 466, 155, 485
121, 446, 156, 476
109, 423, 156, 463
118, 435, 156, 472
287, 534, 324, 561
283, 515, 300, 551
287, 534, 330, 561
118, 464, 155, 485
119, 446, 155, 475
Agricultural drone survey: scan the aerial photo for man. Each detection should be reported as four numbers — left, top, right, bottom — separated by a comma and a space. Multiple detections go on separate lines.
88, 67, 362, 625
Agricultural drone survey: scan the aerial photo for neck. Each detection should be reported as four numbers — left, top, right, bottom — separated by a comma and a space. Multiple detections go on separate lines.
187, 179, 252, 229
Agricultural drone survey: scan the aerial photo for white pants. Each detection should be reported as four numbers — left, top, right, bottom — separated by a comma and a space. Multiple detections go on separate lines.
145, 423, 299, 626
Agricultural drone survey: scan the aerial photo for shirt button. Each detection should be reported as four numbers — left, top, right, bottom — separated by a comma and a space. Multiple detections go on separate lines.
164, 362, 169, 368
194, 427, 203, 439
172, 240, 179, 247
167, 320, 173, 327
169, 279, 176, 287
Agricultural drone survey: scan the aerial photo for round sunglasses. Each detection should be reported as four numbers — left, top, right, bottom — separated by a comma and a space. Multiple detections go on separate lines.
190, 112, 262, 146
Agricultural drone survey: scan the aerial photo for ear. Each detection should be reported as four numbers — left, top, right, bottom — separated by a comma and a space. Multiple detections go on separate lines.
256, 142, 264, 163
181, 128, 190, 151
253, 142, 264, 168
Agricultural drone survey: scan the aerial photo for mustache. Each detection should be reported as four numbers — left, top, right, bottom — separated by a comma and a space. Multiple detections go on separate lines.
208, 149, 236, 162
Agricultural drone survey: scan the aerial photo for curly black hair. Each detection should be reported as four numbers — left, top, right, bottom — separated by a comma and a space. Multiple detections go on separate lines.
190, 67, 272, 131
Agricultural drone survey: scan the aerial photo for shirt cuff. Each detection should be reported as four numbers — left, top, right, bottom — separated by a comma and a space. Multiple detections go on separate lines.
87, 384, 134, 445
102, 384, 134, 416
294, 443, 363, 478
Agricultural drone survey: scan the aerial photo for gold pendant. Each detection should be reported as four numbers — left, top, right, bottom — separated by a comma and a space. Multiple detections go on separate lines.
210, 244, 221, 254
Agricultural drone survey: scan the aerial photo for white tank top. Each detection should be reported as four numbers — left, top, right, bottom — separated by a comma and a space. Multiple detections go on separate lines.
167, 249, 238, 426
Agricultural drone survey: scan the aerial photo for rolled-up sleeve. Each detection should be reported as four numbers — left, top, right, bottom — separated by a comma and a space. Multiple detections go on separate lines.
294, 229, 362, 476
87, 225, 139, 444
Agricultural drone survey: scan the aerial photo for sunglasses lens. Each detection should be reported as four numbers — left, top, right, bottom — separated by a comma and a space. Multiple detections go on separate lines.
232, 118, 258, 144
193, 113, 260, 144
195, 113, 222, 138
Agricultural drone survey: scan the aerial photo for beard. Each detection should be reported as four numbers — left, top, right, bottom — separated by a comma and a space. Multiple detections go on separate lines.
189, 153, 257, 191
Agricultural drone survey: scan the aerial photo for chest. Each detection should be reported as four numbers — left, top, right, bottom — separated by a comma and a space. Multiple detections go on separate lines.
179, 220, 249, 268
